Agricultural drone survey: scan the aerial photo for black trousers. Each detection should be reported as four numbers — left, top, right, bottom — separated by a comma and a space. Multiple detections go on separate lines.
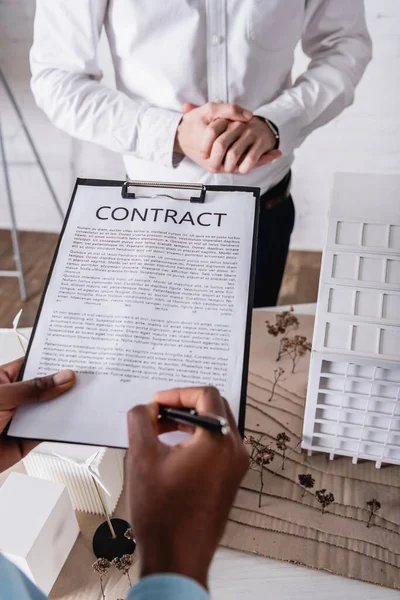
253, 193, 295, 308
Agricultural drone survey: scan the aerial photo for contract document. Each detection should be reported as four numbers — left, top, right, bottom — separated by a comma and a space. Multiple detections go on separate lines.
9, 179, 259, 447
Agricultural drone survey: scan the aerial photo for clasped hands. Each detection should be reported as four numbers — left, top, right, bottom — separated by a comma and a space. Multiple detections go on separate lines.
175, 102, 282, 174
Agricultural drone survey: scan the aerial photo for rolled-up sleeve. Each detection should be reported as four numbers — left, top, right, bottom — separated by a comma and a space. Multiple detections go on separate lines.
255, 0, 372, 156
0, 554, 49, 600
0, 555, 209, 600
30, 0, 181, 168
126, 574, 209, 600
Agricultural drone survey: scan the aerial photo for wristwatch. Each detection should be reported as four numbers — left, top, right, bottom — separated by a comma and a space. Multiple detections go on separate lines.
264, 118, 280, 150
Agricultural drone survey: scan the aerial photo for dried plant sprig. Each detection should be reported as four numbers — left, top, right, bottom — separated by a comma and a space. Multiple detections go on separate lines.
275, 432, 291, 471
278, 335, 311, 374
268, 367, 285, 402
266, 307, 298, 338
271, 440, 301, 476
245, 435, 276, 508
315, 489, 335, 514
266, 307, 299, 362
92, 558, 111, 575
92, 558, 111, 599
246, 436, 276, 469
298, 473, 315, 497
112, 554, 134, 587
366, 498, 381, 528
124, 527, 135, 541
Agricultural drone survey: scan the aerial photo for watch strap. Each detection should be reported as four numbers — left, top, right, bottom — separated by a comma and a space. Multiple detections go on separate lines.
264, 118, 280, 150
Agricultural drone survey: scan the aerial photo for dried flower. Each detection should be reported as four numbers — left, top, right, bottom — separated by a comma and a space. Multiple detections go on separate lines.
93, 558, 111, 575
315, 489, 335, 514
112, 554, 134, 572
252, 446, 276, 469
298, 473, 315, 497
276, 432, 291, 470
279, 335, 311, 373
271, 440, 302, 476
266, 307, 298, 337
276, 432, 290, 450
245, 435, 276, 508
124, 527, 135, 541
112, 554, 134, 587
366, 498, 381, 528
92, 558, 111, 599
268, 367, 285, 402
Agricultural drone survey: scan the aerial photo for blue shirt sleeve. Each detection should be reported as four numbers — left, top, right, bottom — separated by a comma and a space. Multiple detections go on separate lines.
1, 554, 209, 600
126, 574, 209, 600
0, 554, 48, 600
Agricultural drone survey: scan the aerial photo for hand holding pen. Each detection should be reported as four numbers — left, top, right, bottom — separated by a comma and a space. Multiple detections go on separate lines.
126, 386, 249, 589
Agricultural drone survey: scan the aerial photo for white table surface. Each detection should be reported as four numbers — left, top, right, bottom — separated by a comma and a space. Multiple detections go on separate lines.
1, 305, 398, 599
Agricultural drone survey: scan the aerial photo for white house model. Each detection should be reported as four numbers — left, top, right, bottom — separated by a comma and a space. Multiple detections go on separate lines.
303, 174, 400, 467
0, 472, 79, 594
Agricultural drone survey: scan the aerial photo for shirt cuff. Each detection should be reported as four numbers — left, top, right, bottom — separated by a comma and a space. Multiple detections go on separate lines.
254, 95, 306, 157
137, 106, 182, 168
126, 574, 209, 600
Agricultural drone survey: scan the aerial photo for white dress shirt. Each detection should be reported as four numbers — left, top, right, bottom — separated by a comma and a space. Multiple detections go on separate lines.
30, 0, 372, 193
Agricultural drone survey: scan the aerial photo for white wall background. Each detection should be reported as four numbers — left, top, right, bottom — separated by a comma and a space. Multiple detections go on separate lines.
0, 0, 399, 250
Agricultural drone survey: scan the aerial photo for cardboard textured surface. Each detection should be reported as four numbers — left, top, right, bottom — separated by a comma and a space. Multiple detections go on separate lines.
222, 311, 400, 590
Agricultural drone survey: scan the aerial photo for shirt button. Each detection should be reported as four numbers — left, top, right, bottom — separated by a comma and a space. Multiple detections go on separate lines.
212, 34, 224, 45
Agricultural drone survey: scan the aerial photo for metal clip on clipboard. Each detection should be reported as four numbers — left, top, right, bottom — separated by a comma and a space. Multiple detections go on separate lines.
121, 180, 206, 203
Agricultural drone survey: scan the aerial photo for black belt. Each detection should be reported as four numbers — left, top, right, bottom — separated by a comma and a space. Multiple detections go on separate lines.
261, 170, 292, 211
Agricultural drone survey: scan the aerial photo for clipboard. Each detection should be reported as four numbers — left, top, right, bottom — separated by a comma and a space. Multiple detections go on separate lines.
10, 178, 260, 446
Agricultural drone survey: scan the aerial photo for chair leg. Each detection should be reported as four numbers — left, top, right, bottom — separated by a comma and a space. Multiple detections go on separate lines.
0, 117, 27, 302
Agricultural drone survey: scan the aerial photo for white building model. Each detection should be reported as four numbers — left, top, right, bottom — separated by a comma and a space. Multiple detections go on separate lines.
302, 174, 400, 467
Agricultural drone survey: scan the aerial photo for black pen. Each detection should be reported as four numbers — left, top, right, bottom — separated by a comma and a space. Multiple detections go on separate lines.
158, 405, 230, 436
